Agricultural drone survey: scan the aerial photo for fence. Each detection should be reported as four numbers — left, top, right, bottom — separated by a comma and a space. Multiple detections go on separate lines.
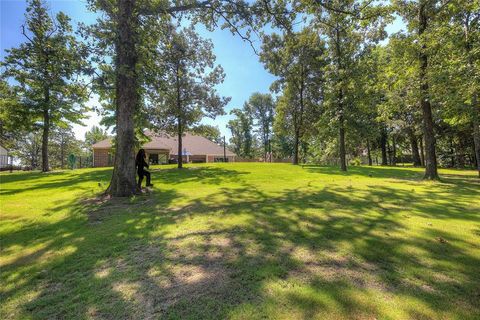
235, 157, 293, 163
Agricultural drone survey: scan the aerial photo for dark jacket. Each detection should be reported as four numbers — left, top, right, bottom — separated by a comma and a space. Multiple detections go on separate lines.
136, 156, 149, 173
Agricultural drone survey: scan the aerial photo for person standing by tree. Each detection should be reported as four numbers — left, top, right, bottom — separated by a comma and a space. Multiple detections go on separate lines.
135, 149, 153, 190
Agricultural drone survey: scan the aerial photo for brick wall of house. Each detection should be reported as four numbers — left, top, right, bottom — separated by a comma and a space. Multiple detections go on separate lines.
93, 149, 110, 167
189, 155, 206, 163
169, 155, 207, 163
169, 155, 241, 163
207, 155, 235, 163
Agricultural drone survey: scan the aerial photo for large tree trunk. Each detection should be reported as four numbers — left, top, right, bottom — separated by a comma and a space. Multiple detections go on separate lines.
60, 135, 65, 169
32, 133, 39, 169
268, 137, 272, 162
449, 137, 456, 168
387, 140, 392, 165
366, 140, 372, 166
463, 10, 480, 176
263, 131, 267, 162
175, 62, 183, 169
472, 95, 480, 177
108, 0, 139, 196
339, 115, 347, 171
419, 135, 425, 167
409, 128, 422, 166
392, 135, 397, 166
293, 130, 299, 165
334, 28, 347, 172
301, 142, 308, 164
293, 72, 305, 166
419, 2, 438, 180
177, 118, 183, 169
41, 107, 49, 172
380, 129, 388, 165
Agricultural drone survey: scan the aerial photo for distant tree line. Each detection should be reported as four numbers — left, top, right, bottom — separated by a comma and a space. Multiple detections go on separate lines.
227, 0, 479, 179
5, 124, 108, 170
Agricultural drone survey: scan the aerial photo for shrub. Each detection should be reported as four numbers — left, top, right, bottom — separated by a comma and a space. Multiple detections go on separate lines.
349, 157, 362, 166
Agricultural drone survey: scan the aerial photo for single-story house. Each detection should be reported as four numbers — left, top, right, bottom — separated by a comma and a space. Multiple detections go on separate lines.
92, 131, 236, 167
0, 145, 9, 168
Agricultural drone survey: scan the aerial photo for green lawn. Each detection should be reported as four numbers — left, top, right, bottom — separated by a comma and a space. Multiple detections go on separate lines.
1, 163, 479, 320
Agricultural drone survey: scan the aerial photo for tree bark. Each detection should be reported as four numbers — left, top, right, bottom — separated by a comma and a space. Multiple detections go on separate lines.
41, 34, 51, 173
408, 128, 422, 166
108, 0, 139, 196
268, 137, 272, 162
175, 61, 183, 169
419, 135, 425, 167
41, 106, 49, 172
339, 115, 347, 171
366, 140, 372, 166
449, 137, 455, 168
392, 135, 397, 166
472, 95, 480, 177
380, 129, 388, 165
387, 139, 392, 165
463, 6, 480, 177
292, 71, 305, 166
301, 142, 308, 164
177, 117, 183, 169
293, 130, 299, 165
60, 134, 65, 169
263, 132, 268, 162
419, 2, 438, 179
334, 27, 347, 171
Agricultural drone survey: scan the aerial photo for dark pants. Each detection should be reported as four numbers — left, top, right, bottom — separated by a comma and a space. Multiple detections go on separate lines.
137, 169, 151, 188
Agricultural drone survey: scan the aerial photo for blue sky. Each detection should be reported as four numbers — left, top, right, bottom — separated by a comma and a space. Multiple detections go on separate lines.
1, 0, 404, 141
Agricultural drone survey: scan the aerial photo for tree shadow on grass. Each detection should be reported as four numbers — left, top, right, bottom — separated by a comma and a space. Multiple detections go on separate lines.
1, 187, 180, 319
302, 165, 479, 184
1, 168, 479, 319
152, 166, 250, 186
302, 165, 424, 180
0, 168, 112, 196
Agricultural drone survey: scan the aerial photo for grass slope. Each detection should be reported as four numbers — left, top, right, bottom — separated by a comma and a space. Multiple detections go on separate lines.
1, 163, 479, 320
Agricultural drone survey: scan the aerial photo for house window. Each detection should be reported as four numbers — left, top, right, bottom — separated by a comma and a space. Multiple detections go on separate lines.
214, 157, 228, 162
148, 153, 168, 165
149, 153, 159, 165
158, 154, 167, 164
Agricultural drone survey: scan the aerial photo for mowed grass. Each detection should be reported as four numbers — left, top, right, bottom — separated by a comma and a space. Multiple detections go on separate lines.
0, 163, 479, 320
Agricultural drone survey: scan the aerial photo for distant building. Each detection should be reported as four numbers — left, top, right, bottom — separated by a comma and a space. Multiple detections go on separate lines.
0, 145, 9, 168
92, 131, 236, 167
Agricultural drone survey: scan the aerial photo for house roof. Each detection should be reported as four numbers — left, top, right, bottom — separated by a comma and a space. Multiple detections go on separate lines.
92, 131, 236, 156
91, 139, 112, 149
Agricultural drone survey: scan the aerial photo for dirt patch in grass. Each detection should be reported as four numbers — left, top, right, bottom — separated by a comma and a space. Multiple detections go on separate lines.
84, 195, 155, 224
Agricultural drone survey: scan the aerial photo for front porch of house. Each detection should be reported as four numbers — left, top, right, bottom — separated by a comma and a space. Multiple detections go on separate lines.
145, 149, 169, 165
